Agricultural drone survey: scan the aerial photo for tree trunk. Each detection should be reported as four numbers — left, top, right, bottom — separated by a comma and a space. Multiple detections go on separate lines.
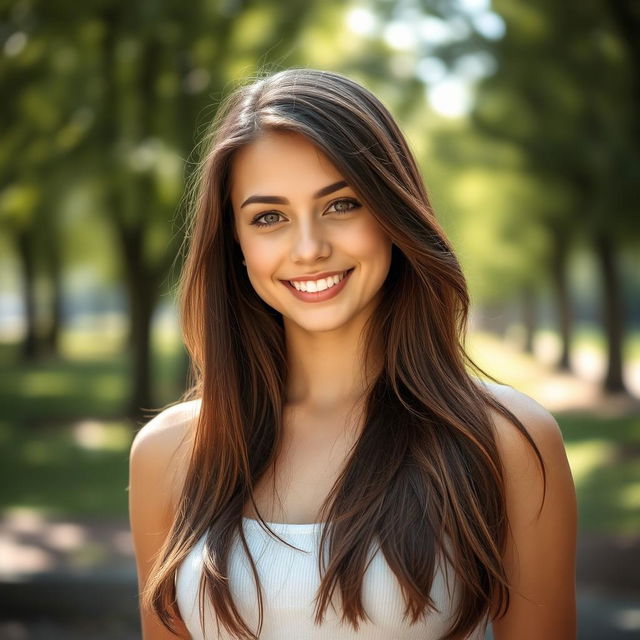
42, 231, 62, 357
607, 1, 640, 146
100, 12, 158, 422
118, 225, 156, 422
593, 228, 627, 393
521, 283, 536, 354
129, 275, 154, 421
549, 229, 572, 371
16, 229, 39, 361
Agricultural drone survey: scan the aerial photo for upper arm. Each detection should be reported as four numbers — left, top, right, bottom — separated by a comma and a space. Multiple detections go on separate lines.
488, 385, 577, 640
128, 401, 199, 640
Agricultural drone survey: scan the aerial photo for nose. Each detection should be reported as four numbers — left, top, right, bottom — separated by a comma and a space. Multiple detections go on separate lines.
289, 216, 331, 265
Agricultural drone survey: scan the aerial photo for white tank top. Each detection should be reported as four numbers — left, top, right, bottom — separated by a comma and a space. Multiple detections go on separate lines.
176, 517, 488, 639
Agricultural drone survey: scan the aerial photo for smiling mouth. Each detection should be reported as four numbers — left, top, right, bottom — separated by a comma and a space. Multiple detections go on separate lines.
283, 268, 354, 292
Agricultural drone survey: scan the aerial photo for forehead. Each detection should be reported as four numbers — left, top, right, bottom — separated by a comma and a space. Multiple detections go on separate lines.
229, 131, 344, 203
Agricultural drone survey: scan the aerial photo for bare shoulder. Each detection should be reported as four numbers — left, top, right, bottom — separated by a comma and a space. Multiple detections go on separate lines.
131, 398, 201, 457
472, 378, 566, 470
470, 381, 577, 637
129, 399, 201, 511
471, 377, 575, 521
129, 400, 201, 639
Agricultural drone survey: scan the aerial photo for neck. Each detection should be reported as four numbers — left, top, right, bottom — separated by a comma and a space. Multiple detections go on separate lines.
283, 320, 382, 412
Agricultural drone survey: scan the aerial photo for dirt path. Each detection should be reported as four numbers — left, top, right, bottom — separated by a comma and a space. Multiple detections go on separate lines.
469, 332, 640, 416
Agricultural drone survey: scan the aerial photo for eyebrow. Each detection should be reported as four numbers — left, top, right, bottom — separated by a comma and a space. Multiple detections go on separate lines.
240, 180, 349, 208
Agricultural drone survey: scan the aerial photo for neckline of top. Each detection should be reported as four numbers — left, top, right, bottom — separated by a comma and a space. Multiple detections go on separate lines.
242, 516, 326, 533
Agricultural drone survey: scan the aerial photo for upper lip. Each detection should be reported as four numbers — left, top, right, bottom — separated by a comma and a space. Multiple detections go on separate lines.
284, 269, 352, 283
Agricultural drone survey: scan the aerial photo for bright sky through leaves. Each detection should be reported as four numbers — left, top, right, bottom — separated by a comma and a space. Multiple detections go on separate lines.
345, 1, 505, 118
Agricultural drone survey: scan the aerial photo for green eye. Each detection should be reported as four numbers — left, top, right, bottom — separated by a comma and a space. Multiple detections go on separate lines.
250, 198, 360, 229
251, 212, 284, 228
327, 198, 361, 213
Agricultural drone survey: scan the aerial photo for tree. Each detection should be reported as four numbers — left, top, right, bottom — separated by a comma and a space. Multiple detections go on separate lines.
470, 0, 639, 391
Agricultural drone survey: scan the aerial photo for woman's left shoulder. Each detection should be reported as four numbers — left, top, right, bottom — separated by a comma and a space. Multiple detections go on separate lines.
473, 379, 566, 473
471, 380, 578, 638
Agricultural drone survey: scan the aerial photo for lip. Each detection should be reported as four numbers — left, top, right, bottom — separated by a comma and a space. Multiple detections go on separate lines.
286, 269, 349, 283
281, 268, 354, 303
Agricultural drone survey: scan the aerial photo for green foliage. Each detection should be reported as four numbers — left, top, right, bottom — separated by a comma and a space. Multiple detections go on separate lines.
0, 183, 40, 229
1, 1, 638, 408
477, 0, 640, 242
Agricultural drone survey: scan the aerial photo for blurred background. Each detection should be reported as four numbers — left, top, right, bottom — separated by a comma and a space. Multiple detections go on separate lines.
1, 0, 638, 638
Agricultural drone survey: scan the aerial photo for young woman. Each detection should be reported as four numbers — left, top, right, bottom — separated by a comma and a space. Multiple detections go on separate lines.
129, 68, 577, 640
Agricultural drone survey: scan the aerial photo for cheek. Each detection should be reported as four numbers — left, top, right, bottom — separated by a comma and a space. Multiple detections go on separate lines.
347, 220, 392, 266
240, 238, 277, 270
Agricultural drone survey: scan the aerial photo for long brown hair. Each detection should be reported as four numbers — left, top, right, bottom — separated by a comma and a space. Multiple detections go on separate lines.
143, 68, 546, 640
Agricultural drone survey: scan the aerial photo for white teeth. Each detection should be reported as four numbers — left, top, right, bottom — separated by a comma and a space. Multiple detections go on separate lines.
290, 271, 348, 292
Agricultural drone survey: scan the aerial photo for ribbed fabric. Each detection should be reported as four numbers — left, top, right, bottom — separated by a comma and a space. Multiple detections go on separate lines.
176, 518, 488, 639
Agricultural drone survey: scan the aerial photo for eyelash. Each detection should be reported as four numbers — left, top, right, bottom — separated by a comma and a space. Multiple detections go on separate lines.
250, 198, 361, 228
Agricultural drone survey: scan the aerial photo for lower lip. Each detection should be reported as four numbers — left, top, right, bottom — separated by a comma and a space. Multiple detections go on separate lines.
282, 268, 354, 303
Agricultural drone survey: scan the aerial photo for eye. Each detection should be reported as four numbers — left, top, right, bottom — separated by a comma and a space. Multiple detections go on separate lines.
250, 211, 284, 228
326, 198, 361, 214
249, 198, 361, 229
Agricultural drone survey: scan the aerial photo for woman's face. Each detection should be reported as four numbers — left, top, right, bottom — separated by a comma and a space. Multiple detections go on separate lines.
230, 130, 392, 333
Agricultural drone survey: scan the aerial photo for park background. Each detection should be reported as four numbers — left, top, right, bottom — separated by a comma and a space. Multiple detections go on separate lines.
1, 0, 639, 638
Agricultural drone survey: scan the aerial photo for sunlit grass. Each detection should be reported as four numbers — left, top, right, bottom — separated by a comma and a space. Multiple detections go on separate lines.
0, 419, 134, 519
559, 413, 640, 536
0, 351, 130, 421
565, 440, 617, 484
19, 370, 76, 395
0, 319, 184, 519
0, 319, 184, 422
72, 420, 133, 451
